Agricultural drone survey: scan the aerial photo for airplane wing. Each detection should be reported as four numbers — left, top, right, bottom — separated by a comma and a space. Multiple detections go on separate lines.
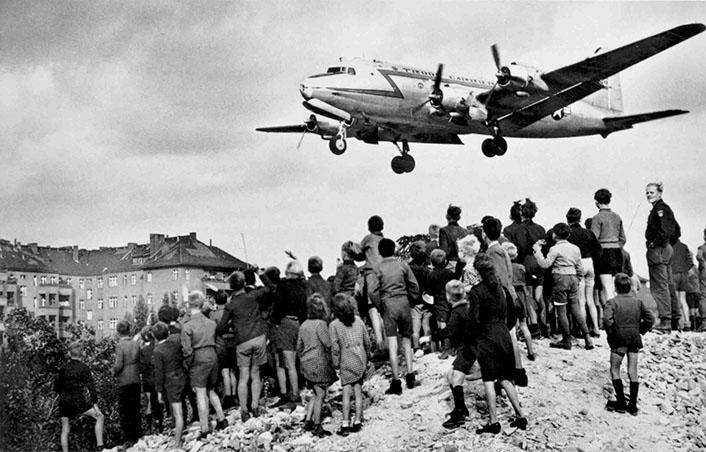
493, 23, 704, 132
601, 109, 688, 137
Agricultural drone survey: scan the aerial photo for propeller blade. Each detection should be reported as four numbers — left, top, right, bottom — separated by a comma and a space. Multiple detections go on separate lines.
491, 44, 502, 70
484, 80, 499, 109
412, 98, 431, 113
296, 131, 306, 150
433, 63, 444, 91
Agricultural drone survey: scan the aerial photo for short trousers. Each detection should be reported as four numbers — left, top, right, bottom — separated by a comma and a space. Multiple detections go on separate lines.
236, 334, 268, 368
595, 248, 624, 276
274, 317, 300, 351
218, 336, 238, 370
452, 345, 477, 374
673, 272, 692, 292
382, 297, 412, 338
190, 347, 219, 389
581, 258, 595, 284
611, 346, 639, 356
433, 301, 450, 324
550, 274, 579, 307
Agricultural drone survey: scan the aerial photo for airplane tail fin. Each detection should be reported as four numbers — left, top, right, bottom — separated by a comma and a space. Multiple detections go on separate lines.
585, 74, 623, 113
601, 109, 688, 137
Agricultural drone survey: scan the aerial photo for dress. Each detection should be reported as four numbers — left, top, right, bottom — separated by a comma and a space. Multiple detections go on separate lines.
468, 283, 516, 382
296, 319, 336, 385
54, 358, 97, 418
329, 316, 371, 386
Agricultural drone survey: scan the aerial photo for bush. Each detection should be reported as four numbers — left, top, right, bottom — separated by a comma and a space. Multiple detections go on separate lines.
0, 309, 122, 451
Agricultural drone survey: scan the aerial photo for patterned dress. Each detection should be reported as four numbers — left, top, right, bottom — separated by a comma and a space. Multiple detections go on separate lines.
329, 316, 371, 386
296, 319, 336, 385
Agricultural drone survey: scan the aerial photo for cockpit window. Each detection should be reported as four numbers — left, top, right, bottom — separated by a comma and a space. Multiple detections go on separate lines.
325, 66, 355, 75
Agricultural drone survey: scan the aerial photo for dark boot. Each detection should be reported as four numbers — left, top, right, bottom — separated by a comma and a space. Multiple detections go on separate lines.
549, 334, 572, 350
584, 334, 595, 350
451, 386, 469, 417
405, 373, 417, 389
385, 379, 402, 395
514, 369, 528, 387
627, 381, 639, 416
606, 379, 626, 413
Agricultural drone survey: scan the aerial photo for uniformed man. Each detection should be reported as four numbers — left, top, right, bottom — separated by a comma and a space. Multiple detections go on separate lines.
645, 182, 681, 332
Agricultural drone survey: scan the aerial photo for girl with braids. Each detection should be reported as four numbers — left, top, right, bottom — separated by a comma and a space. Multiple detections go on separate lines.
469, 254, 527, 435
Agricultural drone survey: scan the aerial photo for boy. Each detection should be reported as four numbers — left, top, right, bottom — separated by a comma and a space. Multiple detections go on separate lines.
603, 273, 654, 415
427, 249, 456, 358
368, 238, 420, 394
533, 223, 594, 350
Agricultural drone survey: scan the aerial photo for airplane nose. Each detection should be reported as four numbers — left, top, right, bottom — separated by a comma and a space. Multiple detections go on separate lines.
300, 81, 313, 100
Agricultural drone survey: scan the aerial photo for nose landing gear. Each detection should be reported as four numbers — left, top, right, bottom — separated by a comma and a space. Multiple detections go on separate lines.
391, 140, 415, 174
328, 121, 349, 155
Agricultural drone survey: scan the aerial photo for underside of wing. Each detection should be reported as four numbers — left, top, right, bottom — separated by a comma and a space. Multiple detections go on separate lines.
543, 23, 705, 87
405, 132, 464, 145
601, 109, 689, 137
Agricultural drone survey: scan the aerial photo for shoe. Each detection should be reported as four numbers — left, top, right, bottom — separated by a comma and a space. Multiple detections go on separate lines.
605, 400, 626, 413
626, 404, 638, 416
405, 373, 417, 389
439, 350, 449, 360
302, 420, 314, 431
215, 418, 228, 431
196, 430, 210, 441
514, 369, 528, 387
269, 395, 290, 408
527, 352, 536, 361
351, 422, 363, 433
251, 406, 261, 418
654, 320, 672, 334
385, 379, 402, 395
475, 422, 501, 435
589, 331, 601, 338
509, 417, 528, 430
336, 425, 351, 437
312, 424, 331, 437
442, 409, 467, 429
584, 336, 595, 350
549, 340, 572, 350
240, 410, 251, 422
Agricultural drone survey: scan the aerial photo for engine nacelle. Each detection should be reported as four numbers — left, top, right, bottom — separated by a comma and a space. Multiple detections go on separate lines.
498, 63, 548, 92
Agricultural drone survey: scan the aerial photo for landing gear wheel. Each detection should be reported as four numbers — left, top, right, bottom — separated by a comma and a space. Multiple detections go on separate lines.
482, 138, 496, 158
391, 154, 415, 174
329, 135, 347, 155
493, 136, 507, 156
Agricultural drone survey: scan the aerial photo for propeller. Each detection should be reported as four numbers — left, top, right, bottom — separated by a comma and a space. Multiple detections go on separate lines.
491, 44, 511, 86
413, 63, 445, 113
296, 115, 318, 150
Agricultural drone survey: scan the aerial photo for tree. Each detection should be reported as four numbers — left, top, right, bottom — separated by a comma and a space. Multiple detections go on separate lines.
396, 233, 430, 260
133, 295, 149, 334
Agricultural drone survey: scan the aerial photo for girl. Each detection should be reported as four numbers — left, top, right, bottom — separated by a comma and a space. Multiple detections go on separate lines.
55, 341, 105, 452
296, 293, 337, 437
329, 293, 371, 436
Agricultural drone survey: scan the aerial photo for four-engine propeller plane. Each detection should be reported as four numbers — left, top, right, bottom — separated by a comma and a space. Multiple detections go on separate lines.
257, 24, 704, 173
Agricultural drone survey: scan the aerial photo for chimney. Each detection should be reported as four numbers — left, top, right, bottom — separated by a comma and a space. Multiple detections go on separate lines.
149, 233, 165, 252
72, 245, 79, 262
127, 242, 137, 251
189, 232, 197, 241
28, 243, 38, 254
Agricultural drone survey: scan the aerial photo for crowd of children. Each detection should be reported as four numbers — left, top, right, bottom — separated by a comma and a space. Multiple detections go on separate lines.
54, 185, 706, 450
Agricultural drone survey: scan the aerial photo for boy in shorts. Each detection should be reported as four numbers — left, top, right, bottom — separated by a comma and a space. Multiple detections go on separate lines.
368, 238, 420, 394
603, 273, 654, 415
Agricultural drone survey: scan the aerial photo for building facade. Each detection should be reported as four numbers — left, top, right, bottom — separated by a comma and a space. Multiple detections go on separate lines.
0, 233, 248, 340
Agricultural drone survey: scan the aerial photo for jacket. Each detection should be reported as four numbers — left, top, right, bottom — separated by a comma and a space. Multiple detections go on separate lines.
603, 294, 655, 349
368, 257, 420, 306
113, 336, 141, 387
439, 221, 469, 261
645, 199, 679, 247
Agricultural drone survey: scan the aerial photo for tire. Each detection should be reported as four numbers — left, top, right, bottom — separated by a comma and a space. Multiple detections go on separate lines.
494, 137, 508, 156
329, 135, 346, 155
481, 138, 496, 157
391, 156, 406, 174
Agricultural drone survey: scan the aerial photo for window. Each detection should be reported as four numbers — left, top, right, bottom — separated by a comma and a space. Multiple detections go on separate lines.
33, 297, 37, 308
19, 286, 27, 297
97, 320, 104, 330
97, 277, 103, 288
20, 274, 25, 281
79, 300, 85, 310
40, 297, 46, 307
109, 318, 117, 330
87, 289, 93, 300
185, 269, 190, 281
40, 276, 47, 285
147, 293, 153, 305
79, 279, 85, 289
108, 276, 118, 287
33, 275, 37, 286
132, 295, 137, 306
86, 278, 92, 286
66, 278, 72, 284
109, 297, 117, 309
147, 272, 152, 283
86, 310, 93, 321
123, 275, 128, 287
172, 291, 179, 302
97, 299, 104, 310
172, 269, 178, 281
123, 296, 128, 308
50, 276, 57, 285
131, 274, 136, 286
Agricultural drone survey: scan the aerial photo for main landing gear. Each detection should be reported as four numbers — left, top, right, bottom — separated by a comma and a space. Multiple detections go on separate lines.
391, 140, 415, 174
328, 122, 349, 155
481, 123, 507, 157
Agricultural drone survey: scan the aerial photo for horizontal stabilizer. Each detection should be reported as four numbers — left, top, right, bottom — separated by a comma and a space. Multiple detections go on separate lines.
601, 109, 688, 137
256, 125, 308, 133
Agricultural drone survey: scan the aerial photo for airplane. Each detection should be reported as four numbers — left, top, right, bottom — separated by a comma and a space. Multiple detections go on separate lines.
257, 23, 704, 174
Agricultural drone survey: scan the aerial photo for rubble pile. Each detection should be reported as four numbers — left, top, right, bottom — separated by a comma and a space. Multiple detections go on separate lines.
119, 332, 705, 452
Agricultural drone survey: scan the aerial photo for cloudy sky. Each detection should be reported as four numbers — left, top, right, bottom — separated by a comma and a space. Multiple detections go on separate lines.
1, 1, 705, 276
